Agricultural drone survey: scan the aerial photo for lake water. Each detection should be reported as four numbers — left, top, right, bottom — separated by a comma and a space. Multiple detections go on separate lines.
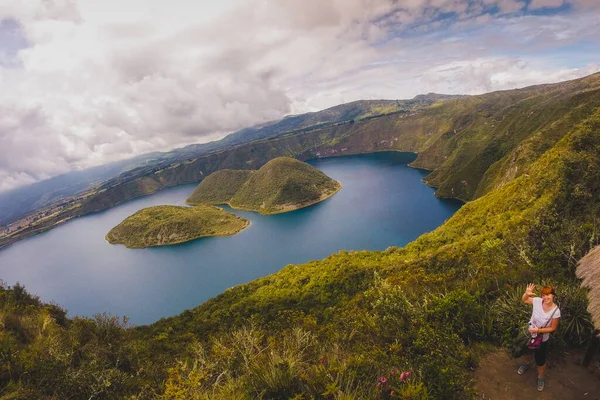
0, 152, 461, 325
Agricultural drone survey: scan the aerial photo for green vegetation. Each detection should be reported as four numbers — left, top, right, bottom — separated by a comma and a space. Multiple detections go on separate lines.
186, 169, 253, 205
106, 205, 248, 248
2, 75, 600, 398
5, 75, 600, 250
187, 157, 341, 214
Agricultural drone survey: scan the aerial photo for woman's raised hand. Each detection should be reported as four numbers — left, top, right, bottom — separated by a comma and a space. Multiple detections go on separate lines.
526, 283, 535, 296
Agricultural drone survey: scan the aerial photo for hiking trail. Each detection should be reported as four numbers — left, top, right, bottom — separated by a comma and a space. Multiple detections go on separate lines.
474, 348, 600, 399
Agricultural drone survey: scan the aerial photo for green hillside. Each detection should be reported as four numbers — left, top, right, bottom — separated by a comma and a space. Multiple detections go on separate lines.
1, 75, 600, 398
230, 157, 341, 213
142, 106, 600, 398
105, 205, 248, 248
186, 169, 253, 205
187, 157, 341, 214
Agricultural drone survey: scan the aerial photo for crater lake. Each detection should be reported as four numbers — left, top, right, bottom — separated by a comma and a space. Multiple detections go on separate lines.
0, 152, 462, 325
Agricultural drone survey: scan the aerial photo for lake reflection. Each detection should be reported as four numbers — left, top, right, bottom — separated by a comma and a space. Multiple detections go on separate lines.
0, 152, 462, 325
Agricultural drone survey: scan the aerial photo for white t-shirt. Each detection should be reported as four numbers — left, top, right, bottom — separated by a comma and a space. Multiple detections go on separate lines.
529, 297, 561, 342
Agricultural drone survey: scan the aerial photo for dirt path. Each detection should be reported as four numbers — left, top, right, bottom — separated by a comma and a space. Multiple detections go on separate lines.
474, 348, 600, 399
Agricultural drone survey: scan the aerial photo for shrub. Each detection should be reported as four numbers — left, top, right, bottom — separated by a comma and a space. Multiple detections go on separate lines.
426, 290, 484, 344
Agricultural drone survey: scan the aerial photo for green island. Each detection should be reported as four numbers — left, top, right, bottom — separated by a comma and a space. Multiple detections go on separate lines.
105, 205, 249, 248
186, 157, 342, 214
1, 74, 600, 398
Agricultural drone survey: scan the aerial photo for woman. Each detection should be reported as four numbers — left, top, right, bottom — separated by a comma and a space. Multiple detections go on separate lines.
518, 283, 561, 391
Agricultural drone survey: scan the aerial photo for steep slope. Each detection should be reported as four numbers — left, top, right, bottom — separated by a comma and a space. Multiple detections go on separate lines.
411, 73, 600, 200
141, 106, 600, 398
106, 205, 248, 248
2, 81, 600, 398
229, 157, 341, 213
216, 96, 462, 147
186, 169, 253, 205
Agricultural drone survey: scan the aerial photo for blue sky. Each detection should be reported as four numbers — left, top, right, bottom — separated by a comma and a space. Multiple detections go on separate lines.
0, 0, 599, 191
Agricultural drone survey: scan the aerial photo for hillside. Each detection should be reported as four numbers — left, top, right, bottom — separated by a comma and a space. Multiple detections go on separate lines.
2, 103, 599, 398
105, 205, 248, 248
216, 96, 463, 147
187, 157, 342, 214
1, 74, 600, 398
186, 169, 253, 205
0, 152, 164, 226
140, 100, 600, 398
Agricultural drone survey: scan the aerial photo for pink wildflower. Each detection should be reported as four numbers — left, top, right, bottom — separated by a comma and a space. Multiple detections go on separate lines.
380, 377, 387, 383
391, 391, 395, 396
377, 382, 381, 387
399, 371, 411, 382
391, 370, 395, 375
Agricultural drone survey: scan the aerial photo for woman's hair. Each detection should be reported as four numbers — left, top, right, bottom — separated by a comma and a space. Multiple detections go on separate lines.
541, 285, 556, 296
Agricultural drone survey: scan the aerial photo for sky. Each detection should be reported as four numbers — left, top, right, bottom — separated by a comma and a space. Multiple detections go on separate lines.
0, 0, 599, 192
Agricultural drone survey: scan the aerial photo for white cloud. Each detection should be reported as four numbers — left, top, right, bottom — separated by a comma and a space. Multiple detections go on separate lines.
0, 0, 599, 191
528, 0, 565, 9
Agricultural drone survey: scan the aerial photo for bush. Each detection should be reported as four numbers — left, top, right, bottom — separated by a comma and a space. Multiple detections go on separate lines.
426, 290, 484, 344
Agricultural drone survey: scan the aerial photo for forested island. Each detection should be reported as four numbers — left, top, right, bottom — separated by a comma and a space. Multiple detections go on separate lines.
186, 157, 341, 214
105, 205, 249, 248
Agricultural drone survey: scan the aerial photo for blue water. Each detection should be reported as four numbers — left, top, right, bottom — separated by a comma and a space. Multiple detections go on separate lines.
0, 152, 461, 325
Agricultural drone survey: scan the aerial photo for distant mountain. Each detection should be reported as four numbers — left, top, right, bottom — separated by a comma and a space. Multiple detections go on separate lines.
0, 152, 162, 226
94, 95, 460, 193
105, 205, 248, 248
187, 157, 341, 214
0, 95, 460, 227
221, 95, 464, 146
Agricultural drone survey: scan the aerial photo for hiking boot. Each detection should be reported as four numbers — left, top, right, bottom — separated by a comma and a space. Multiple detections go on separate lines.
517, 363, 530, 375
537, 377, 545, 391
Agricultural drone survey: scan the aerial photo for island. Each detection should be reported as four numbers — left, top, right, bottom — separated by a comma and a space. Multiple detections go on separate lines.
105, 205, 249, 248
186, 157, 342, 214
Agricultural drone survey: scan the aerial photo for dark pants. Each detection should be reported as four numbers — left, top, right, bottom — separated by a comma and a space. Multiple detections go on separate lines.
534, 340, 548, 366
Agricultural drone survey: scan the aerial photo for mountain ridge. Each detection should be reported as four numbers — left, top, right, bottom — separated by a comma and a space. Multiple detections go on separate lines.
0, 94, 459, 227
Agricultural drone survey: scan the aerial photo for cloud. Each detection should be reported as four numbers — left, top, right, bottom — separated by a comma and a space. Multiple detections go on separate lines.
0, 0, 599, 191
528, 0, 565, 9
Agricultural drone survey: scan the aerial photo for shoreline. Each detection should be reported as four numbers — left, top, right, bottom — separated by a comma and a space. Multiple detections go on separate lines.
1, 151, 434, 251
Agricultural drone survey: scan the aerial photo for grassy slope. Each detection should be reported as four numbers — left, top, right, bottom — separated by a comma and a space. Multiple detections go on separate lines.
229, 157, 341, 214
412, 73, 600, 200
149, 121, 572, 333
139, 104, 600, 398
2, 75, 600, 398
186, 170, 253, 205
105, 205, 248, 248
